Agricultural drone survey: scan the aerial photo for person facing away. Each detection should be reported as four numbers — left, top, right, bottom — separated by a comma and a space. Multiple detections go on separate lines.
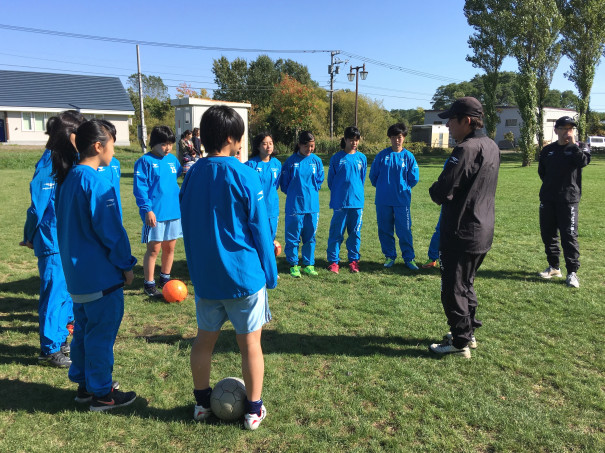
369, 122, 420, 270
537, 116, 591, 288
428, 96, 500, 359
326, 126, 367, 274
52, 118, 138, 411
179, 105, 277, 430
280, 131, 325, 278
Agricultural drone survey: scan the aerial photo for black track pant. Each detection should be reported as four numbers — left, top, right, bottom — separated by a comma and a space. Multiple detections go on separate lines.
539, 201, 580, 273
439, 245, 486, 349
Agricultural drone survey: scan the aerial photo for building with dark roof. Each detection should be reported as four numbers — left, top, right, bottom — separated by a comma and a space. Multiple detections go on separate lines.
0, 70, 134, 145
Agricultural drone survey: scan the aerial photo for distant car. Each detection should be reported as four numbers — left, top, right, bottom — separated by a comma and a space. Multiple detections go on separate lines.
587, 136, 605, 151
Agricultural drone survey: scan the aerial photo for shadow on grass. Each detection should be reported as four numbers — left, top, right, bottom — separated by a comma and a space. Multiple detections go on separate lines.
276, 257, 426, 276
0, 277, 40, 298
477, 268, 556, 282
0, 343, 41, 366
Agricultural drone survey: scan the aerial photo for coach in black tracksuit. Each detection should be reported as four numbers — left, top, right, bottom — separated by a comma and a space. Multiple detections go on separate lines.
428, 97, 500, 358
538, 116, 591, 288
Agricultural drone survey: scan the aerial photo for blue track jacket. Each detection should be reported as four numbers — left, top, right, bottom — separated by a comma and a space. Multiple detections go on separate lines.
180, 156, 278, 300
328, 150, 367, 209
244, 156, 282, 218
369, 147, 419, 206
56, 165, 136, 296
280, 153, 324, 215
97, 157, 122, 218
133, 152, 182, 222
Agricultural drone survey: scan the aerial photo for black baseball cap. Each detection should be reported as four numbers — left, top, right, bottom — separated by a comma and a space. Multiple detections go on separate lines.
555, 116, 577, 128
438, 97, 484, 119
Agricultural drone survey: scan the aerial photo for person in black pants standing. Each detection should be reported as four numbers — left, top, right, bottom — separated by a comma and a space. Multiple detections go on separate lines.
428, 97, 500, 358
537, 116, 591, 288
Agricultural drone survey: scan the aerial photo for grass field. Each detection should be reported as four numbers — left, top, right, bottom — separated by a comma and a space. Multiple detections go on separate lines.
0, 147, 603, 452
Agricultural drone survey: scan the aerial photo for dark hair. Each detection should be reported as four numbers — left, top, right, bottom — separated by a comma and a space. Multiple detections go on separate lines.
181, 129, 192, 140
387, 123, 408, 137
45, 110, 86, 151
339, 126, 361, 149
452, 115, 484, 131
199, 105, 245, 153
192, 127, 200, 136
149, 125, 176, 148
294, 130, 315, 153
251, 131, 274, 158
52, 119, 116, 185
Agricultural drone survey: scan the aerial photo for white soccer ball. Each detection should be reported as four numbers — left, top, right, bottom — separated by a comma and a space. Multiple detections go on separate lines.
210, 377, 247, 421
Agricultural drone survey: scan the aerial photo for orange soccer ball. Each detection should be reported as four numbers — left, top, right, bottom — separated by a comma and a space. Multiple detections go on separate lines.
163, 280, 188, 303
273, 240, 282, 257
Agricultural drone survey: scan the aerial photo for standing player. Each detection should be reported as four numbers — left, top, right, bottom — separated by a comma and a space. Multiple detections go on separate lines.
245, 132, 282, 240
369, 123, 420, 270
428, 97, 500, 358
180, 105, 277, 430
97, 156, 122, 218
537, 116, 591, 288
280, 131, 325, 277
133, 126, 182, 298
422, 158, 451, 269
326, 126, 367, 273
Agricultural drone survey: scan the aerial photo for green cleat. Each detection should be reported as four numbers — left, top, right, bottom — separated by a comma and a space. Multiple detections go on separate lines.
303, 265, 318, 276
405, 260, 419, 271
290, 265, 301, 278
383, 257, 395, 268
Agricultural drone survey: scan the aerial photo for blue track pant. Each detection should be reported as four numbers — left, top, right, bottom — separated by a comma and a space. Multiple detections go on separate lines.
327, 208, 363, 263
68, 289, 124, 397
269, 216, 278, 241
376, 204, 415, 262
285, 212, 319, 266
427, 212, 441, 261
37, 253, 72, 355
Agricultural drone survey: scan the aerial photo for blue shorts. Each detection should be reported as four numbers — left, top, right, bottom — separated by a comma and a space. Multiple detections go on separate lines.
195, 286, 271, 334
142, 219, 183, 243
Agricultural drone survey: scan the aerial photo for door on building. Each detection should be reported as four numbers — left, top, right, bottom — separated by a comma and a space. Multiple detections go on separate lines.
438, 133, 443, 147
0, 119, 6, 142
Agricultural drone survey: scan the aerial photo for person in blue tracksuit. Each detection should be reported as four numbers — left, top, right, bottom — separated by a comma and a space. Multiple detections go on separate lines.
180, 105, 277, 430
245, 132, 282, 240
369, 123, 420, 270
326, 126, 367, 274
53, 118, 137, 411
422, 158, 450, 269
97, 156, 122, 218
133, 126, 181, 298
20, 110, 85, 368
280, 131, 325, 278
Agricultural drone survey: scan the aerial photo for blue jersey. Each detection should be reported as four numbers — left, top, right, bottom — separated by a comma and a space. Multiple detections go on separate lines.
369, 147, 419, 206
23, 150, 59, 257
55, 165, 136, 297
180, 156, 278, 300
327, 150, 367, 209
133, 152, 182, 222
97, 157, 122, 218
244, 156, 282, 219
280, 152, 324, 215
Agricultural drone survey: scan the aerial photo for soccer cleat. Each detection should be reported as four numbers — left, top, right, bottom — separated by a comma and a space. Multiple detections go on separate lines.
422, 259, 439, 269
538, 266, 563, 279
193, 405, 212, 421
244, 404, 267, 430
60, 341, 70, 355
75, 381, 121, 403
144, 285, 163, 298
383, 257, 395, 268
566, 272, 579, 288
303, 265, 318, 276
348, 261, 360, 273
405, 260, 419, 271
38, 351, 71, 368
89, 388, 136, 412
446, 332, 477, 349
429, 338, 471, 358
289, 265, 301, 278
327, 262, 339, 274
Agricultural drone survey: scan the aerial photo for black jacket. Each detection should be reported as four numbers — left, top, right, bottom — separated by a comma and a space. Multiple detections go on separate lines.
538, 142, 590, 204
429, 131, 500, 254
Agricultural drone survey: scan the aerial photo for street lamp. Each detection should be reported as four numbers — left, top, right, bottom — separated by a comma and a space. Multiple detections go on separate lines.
347, 64, 368, 127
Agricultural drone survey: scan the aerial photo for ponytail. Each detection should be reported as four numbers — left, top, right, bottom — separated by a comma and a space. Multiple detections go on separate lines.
294, 130, 315, 154
339, 137, 346, 148
48, 110, 86, 185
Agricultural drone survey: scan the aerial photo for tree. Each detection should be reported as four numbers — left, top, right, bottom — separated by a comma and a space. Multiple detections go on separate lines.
175, 82, 209, 99
536, 40, 562, 148
558, 0, 605, 140
333, 90, 392, 143
431, 72, 519, 110
271, 75, 318, 144
390, 108, 425, 127
465, 0, 512, 138
212, 57, 249, 102
126, 74, 168, 100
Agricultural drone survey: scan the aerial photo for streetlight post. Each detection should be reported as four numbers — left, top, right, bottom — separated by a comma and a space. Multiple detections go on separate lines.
347, 64, 368, 127
328, 51, 347, 140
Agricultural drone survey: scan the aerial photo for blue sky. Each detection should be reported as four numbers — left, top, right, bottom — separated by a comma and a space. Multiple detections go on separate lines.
1, 0, 603, 111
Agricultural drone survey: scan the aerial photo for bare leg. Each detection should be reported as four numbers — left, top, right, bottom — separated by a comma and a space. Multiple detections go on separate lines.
143, 241, 162, 282
236, 328, 264, 401
190, 329, 220, 390
160, 239, 177, 275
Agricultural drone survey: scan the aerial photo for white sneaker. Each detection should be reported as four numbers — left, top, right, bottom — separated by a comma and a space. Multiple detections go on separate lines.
446, 332, 477, 349
566, 272, 579, 288
193, 405, 212, 421
244, 405, 266, 430
539, 266, 562, 279
429, 339, 471, 358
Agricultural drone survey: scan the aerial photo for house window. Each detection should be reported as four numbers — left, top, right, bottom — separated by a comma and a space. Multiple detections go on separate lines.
505, 119, 518, 127
433, 121, 443, 125
22, 112, 53, 132
22, 113, 33, 131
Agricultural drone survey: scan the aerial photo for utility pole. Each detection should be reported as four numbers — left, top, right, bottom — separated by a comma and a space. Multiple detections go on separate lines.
328, 51, 347, 140
136, 45, 147, 153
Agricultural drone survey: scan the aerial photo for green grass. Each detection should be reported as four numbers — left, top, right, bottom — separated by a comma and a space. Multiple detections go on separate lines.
0, 148, 603, 452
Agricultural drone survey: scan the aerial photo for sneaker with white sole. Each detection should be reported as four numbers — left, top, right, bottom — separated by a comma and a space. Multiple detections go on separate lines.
89, 388, 136, 412
445, 332, 477, 349
244, 405, 266, 430
193, 405, 212, 421
566, 272, 579, 288
75, 381, 120, 403
38, 351, 71, 368
538, 266, 562, 279
429, 339, 471, 358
